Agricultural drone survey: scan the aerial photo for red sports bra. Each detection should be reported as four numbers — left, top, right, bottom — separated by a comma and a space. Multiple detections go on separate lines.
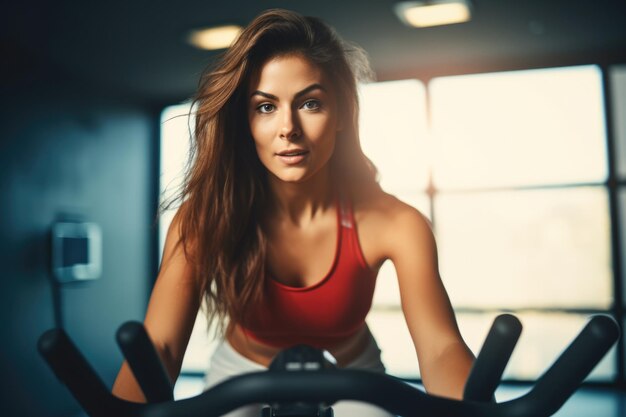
241, 196, 378, 349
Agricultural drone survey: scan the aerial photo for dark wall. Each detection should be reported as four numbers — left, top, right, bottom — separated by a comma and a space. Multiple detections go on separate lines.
0, 72, 157, 416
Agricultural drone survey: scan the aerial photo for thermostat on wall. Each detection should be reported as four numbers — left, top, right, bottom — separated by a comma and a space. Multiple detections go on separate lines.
51, 222, 102, 283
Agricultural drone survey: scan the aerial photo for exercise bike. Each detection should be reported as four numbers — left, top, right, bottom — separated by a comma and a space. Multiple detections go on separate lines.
38, 314, 619, 417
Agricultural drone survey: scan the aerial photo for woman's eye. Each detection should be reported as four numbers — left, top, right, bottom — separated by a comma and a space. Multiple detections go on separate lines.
302, 100, 321, 111
257, 103, 275, 114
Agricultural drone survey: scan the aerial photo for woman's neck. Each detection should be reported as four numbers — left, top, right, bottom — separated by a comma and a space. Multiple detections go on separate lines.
266, 168, 335, 226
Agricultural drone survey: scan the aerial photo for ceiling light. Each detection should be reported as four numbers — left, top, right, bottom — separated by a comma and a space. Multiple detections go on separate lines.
187, 25, 243, 50
395, 0, 472, 28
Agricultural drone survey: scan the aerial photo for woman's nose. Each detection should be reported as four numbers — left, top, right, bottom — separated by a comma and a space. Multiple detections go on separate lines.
279, 110, 301, 140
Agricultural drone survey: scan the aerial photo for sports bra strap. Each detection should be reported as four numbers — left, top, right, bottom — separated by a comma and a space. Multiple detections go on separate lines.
339, 197, 354, 229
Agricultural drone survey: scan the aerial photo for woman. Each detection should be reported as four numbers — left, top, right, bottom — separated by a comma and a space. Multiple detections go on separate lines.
113, 8, 475, 416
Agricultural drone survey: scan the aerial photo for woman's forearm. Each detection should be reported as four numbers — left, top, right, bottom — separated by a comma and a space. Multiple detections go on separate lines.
111, 344, 180, 402
112, 361, 148, 402
419, 341, 475, 399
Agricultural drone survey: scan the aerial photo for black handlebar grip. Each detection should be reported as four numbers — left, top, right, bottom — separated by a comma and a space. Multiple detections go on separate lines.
464, 314, 522, 402
116, 321, 174, 402
37, 329, 124, 417
526, 315, 620, 415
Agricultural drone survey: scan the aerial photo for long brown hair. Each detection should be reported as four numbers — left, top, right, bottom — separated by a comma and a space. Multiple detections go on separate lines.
170, 8, 378, 333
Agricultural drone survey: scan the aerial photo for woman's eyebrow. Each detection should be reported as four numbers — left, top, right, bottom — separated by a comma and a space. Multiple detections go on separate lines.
294, 83, 326, 98
250, 90, 278, 100
250, 83, 327, 100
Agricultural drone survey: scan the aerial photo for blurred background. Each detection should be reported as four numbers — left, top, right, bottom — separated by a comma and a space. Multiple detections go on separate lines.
2, 1, 626, 416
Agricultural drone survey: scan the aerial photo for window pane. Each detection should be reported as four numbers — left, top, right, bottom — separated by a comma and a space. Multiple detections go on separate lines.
367, 309, 419, 378
435, 186, 612, 309
430, 65, 608, 189
180, 306, 218, 373
372, 261, 401, 306
610, 65, 626, 180
620, 187, 626, 308
623, 317, 626, 378
160, 103, 193, 256
359, 80, 430, 193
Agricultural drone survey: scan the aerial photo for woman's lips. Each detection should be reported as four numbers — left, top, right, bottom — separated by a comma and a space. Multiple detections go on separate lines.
276, 149, 309, 165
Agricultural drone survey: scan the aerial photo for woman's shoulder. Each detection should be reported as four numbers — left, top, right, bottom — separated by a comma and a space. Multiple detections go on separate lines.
348, 186, 433, 266
351, 186, 430, 226
350, 187, 433, 256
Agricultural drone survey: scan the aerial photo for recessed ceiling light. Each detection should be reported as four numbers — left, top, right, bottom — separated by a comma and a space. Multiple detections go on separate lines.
187, 25, 243, 50
395, 0, 472, 28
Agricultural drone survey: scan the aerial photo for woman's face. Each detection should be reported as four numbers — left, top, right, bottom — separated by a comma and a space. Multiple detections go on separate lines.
247, 54, 340, 184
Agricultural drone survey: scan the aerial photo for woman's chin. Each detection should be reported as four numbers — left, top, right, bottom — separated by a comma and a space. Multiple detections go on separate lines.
266, 163, 330, 187
270, 173, 309, 184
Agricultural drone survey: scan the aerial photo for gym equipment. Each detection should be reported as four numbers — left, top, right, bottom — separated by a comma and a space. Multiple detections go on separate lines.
38, 313, 619, 417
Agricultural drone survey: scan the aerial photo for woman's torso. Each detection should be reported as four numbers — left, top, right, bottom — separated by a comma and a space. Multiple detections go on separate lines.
227, 187, 395, 367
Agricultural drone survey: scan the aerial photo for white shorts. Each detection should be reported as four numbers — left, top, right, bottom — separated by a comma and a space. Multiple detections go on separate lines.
204, 335, 395, 417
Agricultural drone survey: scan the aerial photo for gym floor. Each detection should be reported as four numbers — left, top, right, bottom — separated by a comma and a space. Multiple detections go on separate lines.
172, 375, 626, 417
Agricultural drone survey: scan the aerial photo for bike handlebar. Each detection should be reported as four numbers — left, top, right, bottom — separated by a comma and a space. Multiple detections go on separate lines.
38, 315, 620, 417
464, 313, 522, 401
116, 322, 174, 403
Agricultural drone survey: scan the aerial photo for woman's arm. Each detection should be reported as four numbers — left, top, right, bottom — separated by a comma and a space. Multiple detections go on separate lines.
384, 203, 475, 399
112, 213, 202, 402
